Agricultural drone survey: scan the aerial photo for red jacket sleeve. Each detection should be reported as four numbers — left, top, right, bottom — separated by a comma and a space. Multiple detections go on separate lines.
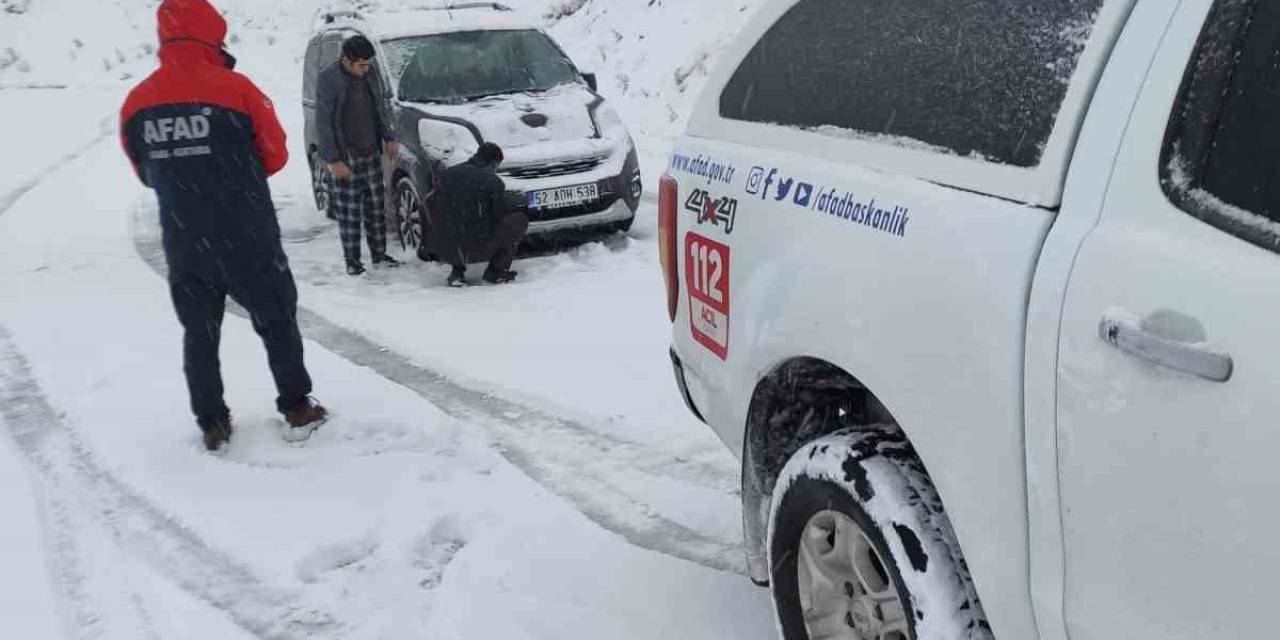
239, 76, 289, 176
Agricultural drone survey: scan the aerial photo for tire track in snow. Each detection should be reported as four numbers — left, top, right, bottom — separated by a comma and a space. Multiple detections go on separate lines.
287, 307, 747, 574
0, 325, 350, 640
131, 206, 747, 575
0, 124, 114, 218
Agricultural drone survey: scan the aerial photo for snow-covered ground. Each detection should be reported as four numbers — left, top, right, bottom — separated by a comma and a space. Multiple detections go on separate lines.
0, 416, 63, 639
0, 0, 778, 637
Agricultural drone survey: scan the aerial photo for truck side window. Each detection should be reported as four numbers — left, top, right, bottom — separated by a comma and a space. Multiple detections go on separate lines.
719, 0, 1104, 167
1161, 0, 1280, 254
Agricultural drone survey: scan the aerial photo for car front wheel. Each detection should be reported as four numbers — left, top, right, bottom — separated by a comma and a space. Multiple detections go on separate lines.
394, 176, 428, 255
768, 427, 992, 640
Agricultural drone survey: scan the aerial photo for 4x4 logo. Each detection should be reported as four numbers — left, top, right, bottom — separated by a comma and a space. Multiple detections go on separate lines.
685, 189, 738, 234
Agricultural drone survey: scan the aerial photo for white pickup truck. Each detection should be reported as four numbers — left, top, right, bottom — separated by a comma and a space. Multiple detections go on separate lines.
661, 1, 1280, 639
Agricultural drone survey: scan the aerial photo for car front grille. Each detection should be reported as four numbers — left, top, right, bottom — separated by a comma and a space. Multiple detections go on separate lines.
501, 155, 607, 180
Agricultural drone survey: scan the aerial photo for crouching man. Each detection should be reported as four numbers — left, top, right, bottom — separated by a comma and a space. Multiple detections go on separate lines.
120, 0, 328, 451
429, 143, 529, 287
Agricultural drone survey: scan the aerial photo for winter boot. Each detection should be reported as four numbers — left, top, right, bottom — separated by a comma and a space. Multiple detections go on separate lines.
346, 260, 366, 276
482, 269, 517, 284
372, 254, 402, 268
198, 413, 233, 453
447, 266, 467, 288
281, 397, 329, 443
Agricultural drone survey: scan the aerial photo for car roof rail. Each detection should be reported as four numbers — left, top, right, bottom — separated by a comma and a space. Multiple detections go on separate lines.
399, 2, 513, 12
454, 2, 514, 10
319, 9, 365, 25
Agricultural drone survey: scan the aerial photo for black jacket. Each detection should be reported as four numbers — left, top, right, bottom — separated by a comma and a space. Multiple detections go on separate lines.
428, 158, 507, 265
315, 61, 394, 163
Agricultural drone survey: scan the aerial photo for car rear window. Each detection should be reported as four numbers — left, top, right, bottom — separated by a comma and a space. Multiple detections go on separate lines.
720, 0, 1104, 167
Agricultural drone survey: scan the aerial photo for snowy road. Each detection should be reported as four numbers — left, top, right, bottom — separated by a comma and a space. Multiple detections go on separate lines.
1, 327, 339, 639
0, 81, 773, 640
0, 0, 779, 634
132, 200, 747, 575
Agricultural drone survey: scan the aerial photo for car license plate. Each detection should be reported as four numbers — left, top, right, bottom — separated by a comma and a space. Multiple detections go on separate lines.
526, 183, 599, 210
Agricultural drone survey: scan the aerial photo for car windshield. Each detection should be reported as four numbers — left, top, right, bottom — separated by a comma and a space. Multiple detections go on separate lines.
384, 29, 581, 103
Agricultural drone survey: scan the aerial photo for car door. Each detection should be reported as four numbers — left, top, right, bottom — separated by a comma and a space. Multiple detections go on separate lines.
1055, 1, 1280, 638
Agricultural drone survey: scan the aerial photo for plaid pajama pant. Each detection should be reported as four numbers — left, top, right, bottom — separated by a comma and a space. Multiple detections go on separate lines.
330, 153, 388, 264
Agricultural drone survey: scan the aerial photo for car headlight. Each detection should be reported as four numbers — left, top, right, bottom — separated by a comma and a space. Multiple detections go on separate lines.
418, 119, 480, 167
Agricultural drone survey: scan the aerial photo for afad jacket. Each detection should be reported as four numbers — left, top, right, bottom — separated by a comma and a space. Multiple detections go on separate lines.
120, 0, 289, 276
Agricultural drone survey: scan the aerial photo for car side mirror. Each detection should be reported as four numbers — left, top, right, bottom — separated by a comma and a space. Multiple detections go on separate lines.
583, 72, 598, 93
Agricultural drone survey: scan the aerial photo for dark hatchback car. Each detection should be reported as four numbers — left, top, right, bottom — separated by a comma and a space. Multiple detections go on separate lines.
302, 4, 642, 257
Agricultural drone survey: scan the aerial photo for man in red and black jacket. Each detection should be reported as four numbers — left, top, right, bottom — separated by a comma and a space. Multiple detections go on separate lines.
121, 0, 327, 452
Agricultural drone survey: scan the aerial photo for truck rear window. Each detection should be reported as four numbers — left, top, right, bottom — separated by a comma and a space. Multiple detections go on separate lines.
720, 0, 1104, 167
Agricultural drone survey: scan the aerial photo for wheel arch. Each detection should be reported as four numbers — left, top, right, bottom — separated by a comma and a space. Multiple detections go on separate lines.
392, 166, 413, 189
740, 356, 934, 585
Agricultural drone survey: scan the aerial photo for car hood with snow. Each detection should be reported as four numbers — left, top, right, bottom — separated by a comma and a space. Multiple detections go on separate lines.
405, 83, 627, 168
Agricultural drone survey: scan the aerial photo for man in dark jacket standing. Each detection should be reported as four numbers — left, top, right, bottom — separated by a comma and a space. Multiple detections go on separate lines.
315, 35, 401, 276
430, 143, 529, 287
120, 0, 327, 452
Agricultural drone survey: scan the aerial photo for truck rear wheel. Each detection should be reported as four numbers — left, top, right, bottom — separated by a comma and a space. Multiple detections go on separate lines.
768, 428, 991, 640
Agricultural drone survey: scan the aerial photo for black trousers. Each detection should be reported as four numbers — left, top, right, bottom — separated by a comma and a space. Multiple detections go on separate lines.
168, 254, 313, 426
453, 212, 529, 273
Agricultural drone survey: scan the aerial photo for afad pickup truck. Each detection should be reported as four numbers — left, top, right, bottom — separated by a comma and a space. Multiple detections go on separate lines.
660, 1, 1280, 639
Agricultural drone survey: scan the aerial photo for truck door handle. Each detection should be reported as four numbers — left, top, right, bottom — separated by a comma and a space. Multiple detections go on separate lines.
1099, 313, 1233, 382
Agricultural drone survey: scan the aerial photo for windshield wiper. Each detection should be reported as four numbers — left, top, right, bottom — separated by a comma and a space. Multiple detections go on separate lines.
458, 86, 554, 102
403, 95, 467, 106
404, 85, 560, 105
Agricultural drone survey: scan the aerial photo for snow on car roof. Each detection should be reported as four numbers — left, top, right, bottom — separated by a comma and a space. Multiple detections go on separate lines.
354, 6, 540, 42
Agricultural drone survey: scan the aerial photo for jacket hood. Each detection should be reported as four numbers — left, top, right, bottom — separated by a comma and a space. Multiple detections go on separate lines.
157, 0, 227, 48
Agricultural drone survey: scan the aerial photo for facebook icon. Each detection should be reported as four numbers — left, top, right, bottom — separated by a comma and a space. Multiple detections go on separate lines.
759, 168, 778, 200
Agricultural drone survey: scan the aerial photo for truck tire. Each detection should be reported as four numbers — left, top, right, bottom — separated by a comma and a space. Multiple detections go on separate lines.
768, 427, 991, 640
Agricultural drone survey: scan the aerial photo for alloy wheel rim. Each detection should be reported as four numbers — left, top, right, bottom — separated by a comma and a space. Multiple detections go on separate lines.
312, 158, 330, 212
397, 186, 422, 249
796, 510, 910, 640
